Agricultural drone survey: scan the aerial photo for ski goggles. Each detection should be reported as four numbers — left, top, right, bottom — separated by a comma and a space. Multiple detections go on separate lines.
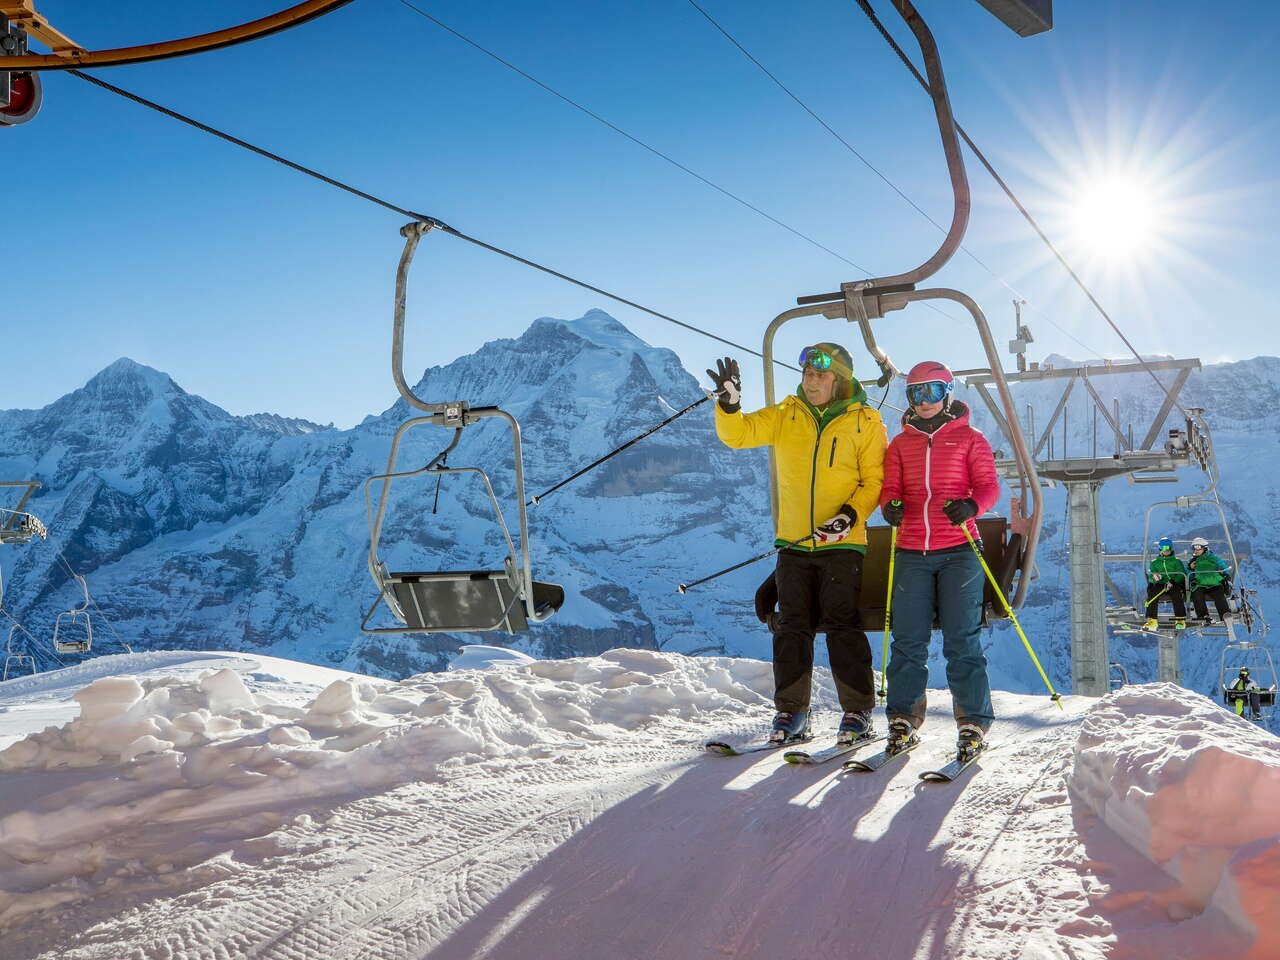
799, 346, 840, 372
906, 380, 951, 405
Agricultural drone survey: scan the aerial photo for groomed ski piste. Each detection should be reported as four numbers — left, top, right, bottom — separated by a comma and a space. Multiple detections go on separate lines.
1, 648, 1277, 960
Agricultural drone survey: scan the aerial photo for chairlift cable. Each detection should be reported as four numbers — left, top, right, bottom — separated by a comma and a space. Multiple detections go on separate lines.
687, 0, 1104, 360
853, 0, 1187, 417
395, 0, 870, 274
396, 1, 975, 333
66, 69, 796, 371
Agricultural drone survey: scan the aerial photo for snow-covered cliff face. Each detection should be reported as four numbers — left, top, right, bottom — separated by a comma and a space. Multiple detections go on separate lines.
1, 315, 1275, 701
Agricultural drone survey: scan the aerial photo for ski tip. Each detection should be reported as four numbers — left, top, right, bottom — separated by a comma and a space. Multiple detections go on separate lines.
704, 741, 735, 756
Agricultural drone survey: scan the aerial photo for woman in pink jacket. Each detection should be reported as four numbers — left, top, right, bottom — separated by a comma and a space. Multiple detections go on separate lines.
879, 361, 1001, 758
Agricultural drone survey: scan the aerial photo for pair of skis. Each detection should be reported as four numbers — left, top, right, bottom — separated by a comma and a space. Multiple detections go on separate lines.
842, 736, 985, 782
703, 732, 878, 765
704, 732, 984, 783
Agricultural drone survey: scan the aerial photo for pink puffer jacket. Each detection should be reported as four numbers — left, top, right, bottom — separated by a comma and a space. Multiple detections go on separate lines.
879, 402, 1001, 551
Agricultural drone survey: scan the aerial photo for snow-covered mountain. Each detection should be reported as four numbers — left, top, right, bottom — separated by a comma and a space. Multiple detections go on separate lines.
1, 312, 1276, 705
0, 312, 772, 678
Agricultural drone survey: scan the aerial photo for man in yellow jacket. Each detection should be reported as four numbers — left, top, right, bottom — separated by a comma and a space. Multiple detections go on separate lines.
708, 343, 887, 744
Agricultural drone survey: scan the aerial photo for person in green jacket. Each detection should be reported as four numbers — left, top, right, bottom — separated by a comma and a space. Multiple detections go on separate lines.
1144, 536, 1187, 630
1188, 536, 1232, 624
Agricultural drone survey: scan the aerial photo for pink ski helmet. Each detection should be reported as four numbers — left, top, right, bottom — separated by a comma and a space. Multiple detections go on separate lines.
906, 360, 954, 386
905, 360, 954, 407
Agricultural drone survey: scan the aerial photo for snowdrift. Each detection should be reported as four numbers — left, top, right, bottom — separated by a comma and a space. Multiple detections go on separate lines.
0, 648, 798, 929
1069, 682, 1280, 951
1, 650, 1277, 960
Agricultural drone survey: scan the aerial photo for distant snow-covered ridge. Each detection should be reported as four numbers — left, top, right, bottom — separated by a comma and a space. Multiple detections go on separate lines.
0, 312, 1276, 700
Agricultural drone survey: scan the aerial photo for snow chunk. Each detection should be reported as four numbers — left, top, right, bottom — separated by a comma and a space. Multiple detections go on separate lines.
1067, 682, 1280, 942
448, 644, 538, 672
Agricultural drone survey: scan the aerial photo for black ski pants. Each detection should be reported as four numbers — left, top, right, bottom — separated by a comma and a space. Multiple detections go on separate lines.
772, 549, 874, 714
1192, 585, 1230, 621
1146, 581, 1185, 619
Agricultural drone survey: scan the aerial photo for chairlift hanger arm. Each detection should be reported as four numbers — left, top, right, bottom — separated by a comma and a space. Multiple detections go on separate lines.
0, 1, 356, 70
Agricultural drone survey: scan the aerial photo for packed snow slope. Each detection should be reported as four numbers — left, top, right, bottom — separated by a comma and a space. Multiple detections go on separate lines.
1, 310, 1276, 703
2, 650, 1277, 960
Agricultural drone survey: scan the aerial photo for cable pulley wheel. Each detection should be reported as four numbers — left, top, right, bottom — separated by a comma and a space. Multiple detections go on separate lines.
0, 70, 39, 124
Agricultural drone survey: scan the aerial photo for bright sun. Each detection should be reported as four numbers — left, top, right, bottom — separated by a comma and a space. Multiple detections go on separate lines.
1066, 174, 1171, 262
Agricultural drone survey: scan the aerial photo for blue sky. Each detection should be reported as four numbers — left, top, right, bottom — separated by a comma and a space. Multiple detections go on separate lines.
7, 0, 1279, 426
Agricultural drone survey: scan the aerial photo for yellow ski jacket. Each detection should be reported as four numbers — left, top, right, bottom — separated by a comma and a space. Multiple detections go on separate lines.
715, 390, 887, 551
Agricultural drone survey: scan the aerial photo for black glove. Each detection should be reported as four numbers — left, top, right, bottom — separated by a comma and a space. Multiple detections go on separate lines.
815, 505, 857, 544
705, 357, 741, 413
882, 499, 904, 527
943, 498, 979, 525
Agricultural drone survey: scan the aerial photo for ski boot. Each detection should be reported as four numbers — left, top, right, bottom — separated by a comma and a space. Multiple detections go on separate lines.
1174, 618, 1186, 630
836, 710, 874, 746
956, 723, 986, 762
1144, 617, 1159, 631
768, 711, 811, 744
885, 717, 917, 755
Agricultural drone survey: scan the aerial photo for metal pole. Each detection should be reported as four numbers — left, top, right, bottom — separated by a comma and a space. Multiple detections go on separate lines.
1067, 480, 1109, 696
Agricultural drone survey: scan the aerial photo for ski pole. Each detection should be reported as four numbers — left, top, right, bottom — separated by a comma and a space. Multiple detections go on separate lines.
1144, 582, 1169, 613
677, 533, 816, 594
954, 519, 1063, 710
879, 515, 899, 701
529, 392, 715, 506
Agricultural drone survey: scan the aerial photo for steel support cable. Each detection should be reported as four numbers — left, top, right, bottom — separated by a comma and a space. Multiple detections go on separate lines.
853, 0, 1182, 413
394, 2, 976, 331
687, 0, 1102, 360
66, 69, 795, 370
394, 0, 871, 274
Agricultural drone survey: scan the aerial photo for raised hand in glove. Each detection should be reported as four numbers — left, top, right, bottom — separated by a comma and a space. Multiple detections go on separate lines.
815, 506, 857, 544
705, 357, 741, 413
942, 498, 979, 525
882, 499, 904, 527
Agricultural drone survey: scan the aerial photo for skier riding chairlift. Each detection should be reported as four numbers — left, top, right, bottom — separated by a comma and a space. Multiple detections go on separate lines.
361, 222, 564, 636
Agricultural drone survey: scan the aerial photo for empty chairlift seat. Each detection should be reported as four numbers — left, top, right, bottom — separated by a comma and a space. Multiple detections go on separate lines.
362, 222, 564, 636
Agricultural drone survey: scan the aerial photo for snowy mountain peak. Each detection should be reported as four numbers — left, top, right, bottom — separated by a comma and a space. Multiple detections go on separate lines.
81, 357, 184, 403
565, 308, 653, 352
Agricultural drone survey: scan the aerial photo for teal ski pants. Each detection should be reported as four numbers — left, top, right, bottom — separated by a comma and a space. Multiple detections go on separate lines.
885, 546, 993, 731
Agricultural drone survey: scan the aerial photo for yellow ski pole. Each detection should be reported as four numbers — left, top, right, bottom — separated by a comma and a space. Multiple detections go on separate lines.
955, 520, 1063, 710
879, 519, 898, 701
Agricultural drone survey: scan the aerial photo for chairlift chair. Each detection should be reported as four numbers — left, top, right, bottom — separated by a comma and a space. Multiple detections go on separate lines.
1219, 643, 1277, 722
753, 2, 1042, 622
1110, 413, 1252, 639
52, 571, 92, 654
755, 517, 1020, 633
0, 480, 46, 544
2, 622, 37, 680
362, 222, 564, 635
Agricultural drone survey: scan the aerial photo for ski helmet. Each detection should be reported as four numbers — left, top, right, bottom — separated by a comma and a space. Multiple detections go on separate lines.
1191, 537, 1210, 550
1157, 537, 1174, 551
799, 343, 855, 400
905, 360, 954, 407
